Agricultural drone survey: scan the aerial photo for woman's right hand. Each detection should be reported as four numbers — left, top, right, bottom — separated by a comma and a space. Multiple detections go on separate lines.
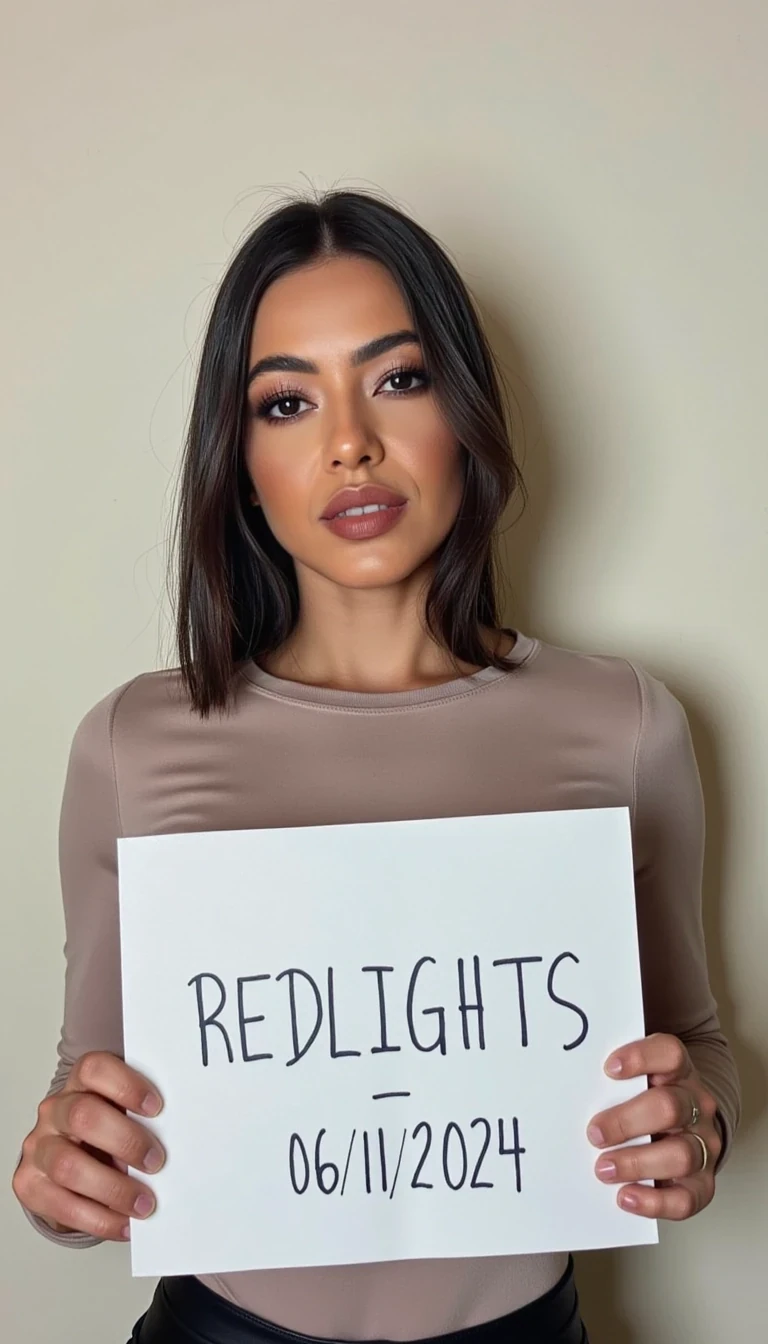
12, 1051, 165, 1242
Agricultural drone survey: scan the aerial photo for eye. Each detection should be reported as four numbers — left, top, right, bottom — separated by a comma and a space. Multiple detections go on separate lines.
378, 365, 430, 396
256, 391, 312, 423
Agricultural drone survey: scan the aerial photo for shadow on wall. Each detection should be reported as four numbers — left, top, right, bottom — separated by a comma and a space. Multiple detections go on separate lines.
478, 300, 767, 1344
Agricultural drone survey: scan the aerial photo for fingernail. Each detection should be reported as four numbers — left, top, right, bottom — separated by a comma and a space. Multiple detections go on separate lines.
605, 1057, 623, 1077
143, 1147, 164, 1174
141, 1092, 162, 1117
133, 1193, 155, 1218
120, 1223, 131, 1240
596, 1160, 617, 1181
620, 1191, 639, 1211
587, 1125, 605, 1147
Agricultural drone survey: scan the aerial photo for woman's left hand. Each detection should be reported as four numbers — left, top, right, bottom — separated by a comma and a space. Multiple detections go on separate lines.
587, 1032, 721, 1219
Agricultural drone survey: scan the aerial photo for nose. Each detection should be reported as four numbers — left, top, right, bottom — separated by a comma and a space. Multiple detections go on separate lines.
323, 399, 384, 472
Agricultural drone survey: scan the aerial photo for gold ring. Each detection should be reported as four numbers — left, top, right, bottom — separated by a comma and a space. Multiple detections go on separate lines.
690, 1100, 701, 1128
688, 1131, 708, 1173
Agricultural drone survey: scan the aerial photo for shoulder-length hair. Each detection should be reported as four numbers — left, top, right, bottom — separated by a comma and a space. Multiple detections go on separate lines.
172, 189, 523, 715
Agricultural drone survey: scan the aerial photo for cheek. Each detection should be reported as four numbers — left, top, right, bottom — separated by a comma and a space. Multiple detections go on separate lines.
406, 432, 464, 516
246, 441, 313, 538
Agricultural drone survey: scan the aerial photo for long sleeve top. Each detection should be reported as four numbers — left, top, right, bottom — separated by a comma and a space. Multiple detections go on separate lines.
23, 630, 740, 1339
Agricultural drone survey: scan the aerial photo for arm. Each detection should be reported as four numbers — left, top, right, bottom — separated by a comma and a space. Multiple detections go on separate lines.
585, 663, 741, 1218
630, 663, 740, 1165
16, 679, 160, 1247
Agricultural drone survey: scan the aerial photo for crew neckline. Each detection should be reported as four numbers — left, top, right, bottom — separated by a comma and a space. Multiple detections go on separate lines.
241, 630, 540, 710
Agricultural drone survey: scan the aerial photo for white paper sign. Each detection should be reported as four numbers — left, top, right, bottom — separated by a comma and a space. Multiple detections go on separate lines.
118, 807, 657, 1277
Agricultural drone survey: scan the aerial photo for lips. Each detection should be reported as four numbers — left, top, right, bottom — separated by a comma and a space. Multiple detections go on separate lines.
320, 485, 408, 521
320, 484, 409, 542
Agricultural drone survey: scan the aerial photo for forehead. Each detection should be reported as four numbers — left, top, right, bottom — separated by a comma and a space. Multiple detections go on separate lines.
248, 255, 411, 356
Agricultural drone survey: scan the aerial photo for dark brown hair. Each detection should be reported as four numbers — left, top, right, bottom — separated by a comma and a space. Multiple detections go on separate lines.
172, 189, 523, 715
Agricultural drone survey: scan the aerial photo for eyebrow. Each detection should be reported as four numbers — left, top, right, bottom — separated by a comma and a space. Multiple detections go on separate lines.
247, 329, 420, 385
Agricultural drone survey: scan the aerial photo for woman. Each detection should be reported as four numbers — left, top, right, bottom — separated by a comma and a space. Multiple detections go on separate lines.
13, 190, 740, 1344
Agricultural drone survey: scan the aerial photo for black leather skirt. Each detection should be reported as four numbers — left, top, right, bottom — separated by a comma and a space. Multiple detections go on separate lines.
129, 1258, 588, 1344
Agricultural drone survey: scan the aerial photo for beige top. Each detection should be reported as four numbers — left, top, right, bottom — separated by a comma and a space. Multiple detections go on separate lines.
27, 631, 740, 1339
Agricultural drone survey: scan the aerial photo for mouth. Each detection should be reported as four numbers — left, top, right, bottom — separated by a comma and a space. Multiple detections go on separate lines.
320, 485, 408, 542
334, 502, 395, 519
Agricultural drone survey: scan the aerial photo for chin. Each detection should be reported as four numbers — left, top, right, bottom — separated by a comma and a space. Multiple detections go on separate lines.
292, 533, 446, 592
326, 562, 423, 590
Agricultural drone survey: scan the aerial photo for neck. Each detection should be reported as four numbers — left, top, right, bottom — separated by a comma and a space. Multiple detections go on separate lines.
260, 565, 506, 694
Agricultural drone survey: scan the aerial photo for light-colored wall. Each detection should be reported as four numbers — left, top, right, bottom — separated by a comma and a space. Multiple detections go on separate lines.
2, 3, 765, 1340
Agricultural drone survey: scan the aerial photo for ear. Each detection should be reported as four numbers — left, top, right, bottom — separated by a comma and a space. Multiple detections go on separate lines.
250, 493, 261, 508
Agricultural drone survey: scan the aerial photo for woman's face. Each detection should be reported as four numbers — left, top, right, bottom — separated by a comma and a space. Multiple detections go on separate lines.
243, 255, 464, 591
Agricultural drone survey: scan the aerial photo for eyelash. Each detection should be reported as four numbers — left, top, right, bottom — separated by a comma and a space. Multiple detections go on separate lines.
254, 362, 431, 425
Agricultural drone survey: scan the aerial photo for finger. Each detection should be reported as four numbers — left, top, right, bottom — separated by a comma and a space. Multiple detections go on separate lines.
588, 1084, 696, 1148
63, 1052, 163, 1117
595, 1133, 713, 1184
46, 1092, 165, 1175
36, 1135, 157, 1219
14, 1169, 133, 1241
605, 1033, 692, 1083
614, 1178, 713, 1221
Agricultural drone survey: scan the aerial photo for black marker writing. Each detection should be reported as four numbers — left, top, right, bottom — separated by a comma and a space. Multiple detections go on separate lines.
457, 955, 485, 1050
406, 956, 446, 1054
237, 974, 273, 1063
361, 966, 401, 1054
547, 951, 589, 1049
287, 1114, 527, 1198
327, 968, 361, 1059
492, 956, 544, 1047
276, 968, 323, 1066
188, 972, 234, 1066
187, 950, 589, 1066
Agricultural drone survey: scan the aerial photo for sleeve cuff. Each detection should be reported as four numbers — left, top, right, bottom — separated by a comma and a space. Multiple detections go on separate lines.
21, 1201, 103, 1249
15, 1146, 103, 1250
713, 1109, 731, 1173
